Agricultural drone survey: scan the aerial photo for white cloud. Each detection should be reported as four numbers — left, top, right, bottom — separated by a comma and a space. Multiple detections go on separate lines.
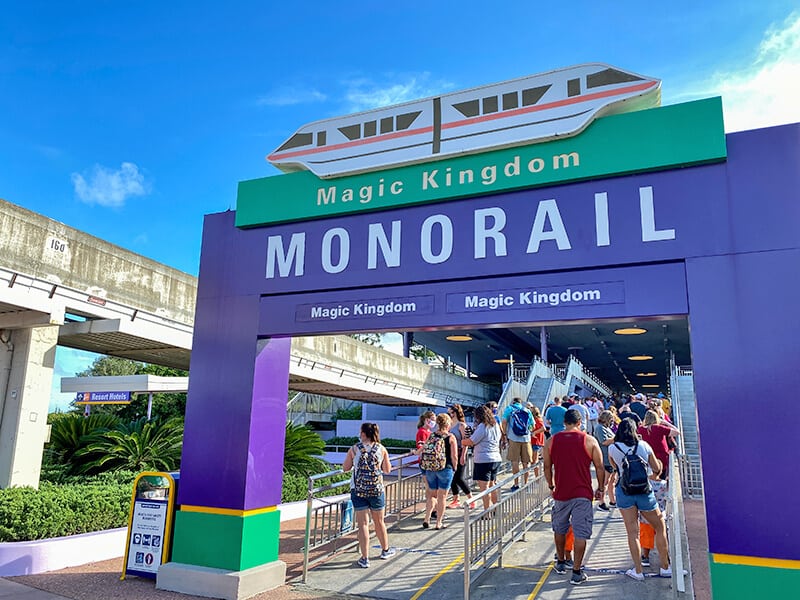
344, 73, 454, 112
708, 12, 800, 132
71, 161, 149, 208
256, 87, 327, 107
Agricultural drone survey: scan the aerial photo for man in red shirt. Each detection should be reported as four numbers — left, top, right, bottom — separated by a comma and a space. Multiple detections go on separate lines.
543, 409, 605, 585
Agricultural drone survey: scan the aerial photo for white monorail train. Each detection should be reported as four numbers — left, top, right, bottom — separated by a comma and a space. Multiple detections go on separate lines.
267, 63, 661, 178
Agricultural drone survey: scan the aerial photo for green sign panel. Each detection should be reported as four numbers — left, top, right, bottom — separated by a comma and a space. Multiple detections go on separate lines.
236, 97, 725, 228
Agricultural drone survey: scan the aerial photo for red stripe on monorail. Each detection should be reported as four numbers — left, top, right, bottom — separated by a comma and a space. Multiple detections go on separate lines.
268, 80, 657, 163
441, 80, 658, 131
268, 125, 434, 162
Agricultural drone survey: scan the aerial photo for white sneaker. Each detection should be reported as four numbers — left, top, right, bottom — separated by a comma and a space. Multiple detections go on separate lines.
380, 547, 396, 559
660, 566, 687, 577
626, 568, 645, 581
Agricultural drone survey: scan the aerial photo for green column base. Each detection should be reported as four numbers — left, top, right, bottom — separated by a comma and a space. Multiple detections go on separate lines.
710, 556, 800, 598
170, 508, 280, 571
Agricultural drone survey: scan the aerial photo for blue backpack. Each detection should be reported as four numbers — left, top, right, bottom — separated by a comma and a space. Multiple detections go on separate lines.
510, 406, 531, 436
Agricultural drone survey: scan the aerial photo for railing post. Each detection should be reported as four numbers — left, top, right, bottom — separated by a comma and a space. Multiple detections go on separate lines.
464, 502, 471, 600
302, 474, 314, 584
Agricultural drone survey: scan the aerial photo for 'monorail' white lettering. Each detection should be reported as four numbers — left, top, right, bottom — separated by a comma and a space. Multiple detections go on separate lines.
265, 187, 675, 279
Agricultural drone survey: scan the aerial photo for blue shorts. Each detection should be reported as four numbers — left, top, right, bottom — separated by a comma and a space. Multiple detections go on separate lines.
351, 490, 386, 511
615, 485, 658, 511
425, 467, 454, 490
531, 445, 542, 452
472, 461, 501, 482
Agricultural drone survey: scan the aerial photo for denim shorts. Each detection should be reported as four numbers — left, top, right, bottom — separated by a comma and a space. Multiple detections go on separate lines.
615, 485, 658, 511
351, 490, 386, 511
425, 467, 454, 490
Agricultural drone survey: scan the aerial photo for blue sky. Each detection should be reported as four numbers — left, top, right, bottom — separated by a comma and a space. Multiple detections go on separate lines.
1, 2, 798, 411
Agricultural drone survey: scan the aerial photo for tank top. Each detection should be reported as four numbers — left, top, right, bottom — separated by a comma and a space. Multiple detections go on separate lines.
549, 430, 592, 501
451, 422, 464, 449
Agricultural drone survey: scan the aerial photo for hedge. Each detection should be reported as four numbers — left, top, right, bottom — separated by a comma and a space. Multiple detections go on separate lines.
325, 436, 415, 450
1, 470, 351, 541
0, 481, 130, 542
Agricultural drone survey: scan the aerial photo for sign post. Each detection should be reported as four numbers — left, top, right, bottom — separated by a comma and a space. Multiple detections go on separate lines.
121, 472, 179, 580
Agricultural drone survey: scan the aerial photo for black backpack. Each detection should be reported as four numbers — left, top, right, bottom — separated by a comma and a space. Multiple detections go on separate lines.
615, 441, 652, 495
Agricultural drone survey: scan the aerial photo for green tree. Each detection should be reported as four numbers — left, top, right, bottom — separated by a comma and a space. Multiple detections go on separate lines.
283, 423, 328, 477
74, 416, 184, 474
349, 333, 382, 347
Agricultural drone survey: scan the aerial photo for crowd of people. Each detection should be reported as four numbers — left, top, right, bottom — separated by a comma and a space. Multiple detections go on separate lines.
342, 391, 681, 586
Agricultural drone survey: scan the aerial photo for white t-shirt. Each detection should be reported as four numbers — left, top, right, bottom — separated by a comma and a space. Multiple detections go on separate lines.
608, 439, 655, 476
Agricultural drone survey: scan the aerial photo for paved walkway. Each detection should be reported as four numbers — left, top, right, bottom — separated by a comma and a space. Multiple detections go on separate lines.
3, 498, 699, 600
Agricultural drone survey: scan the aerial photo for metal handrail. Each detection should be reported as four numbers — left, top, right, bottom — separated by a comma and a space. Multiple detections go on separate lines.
292, 354, 487, 407
462, 463, 551, 599
301, 451, 424, 582
668, 452, 687, 594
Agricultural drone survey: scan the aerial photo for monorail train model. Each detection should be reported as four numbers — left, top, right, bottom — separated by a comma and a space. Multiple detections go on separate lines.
267, 63, 661, 178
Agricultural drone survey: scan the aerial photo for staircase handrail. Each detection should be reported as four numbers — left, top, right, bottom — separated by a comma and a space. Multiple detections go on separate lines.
669, 354, 687, 456
567, 354, 613, 397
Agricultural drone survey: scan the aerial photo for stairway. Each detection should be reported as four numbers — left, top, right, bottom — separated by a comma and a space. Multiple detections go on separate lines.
676, 375, 699, 455
527, 376, 553, 410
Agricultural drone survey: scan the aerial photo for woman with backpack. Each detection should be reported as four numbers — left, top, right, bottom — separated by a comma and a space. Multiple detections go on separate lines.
608, 418, 673, 581
342, 422, 395, 568
419, 413, 458, 529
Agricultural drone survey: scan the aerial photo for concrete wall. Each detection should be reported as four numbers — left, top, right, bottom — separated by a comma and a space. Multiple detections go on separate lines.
292, 335, 497, 405
0, 198, 197, 325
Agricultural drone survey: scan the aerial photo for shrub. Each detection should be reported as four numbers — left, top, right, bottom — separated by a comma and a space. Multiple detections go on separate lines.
325, 436, 415, 451
0, 481, 130, 542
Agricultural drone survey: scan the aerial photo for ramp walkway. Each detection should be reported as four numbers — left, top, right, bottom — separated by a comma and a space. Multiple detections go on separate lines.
299, 506, 677, 600
297, 456, 690, 600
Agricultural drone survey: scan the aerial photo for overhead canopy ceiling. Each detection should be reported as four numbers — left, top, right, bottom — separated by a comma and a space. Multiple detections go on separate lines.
410, 316, 691, 397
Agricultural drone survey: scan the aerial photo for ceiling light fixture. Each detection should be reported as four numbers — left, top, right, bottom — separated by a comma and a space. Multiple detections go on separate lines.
642, 384, 660, 388
636, 372, 658, 377
493, 358, 512, 364
628, 355, 654, 361
445, 334, 473, 342
614, 327, 647, 335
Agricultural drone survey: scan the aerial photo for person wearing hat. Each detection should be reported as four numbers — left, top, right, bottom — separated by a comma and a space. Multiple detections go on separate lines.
629, 393, 649, 420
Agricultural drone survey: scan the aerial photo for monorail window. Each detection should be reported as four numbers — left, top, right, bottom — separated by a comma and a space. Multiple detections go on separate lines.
380, 117, 393, 134
277, 132, 313, 152
587, 68, 643, 89
567, 79, 581, 97
339, 124, 361, 141
396, 111, 422, 130
453, 99, 480, 118
482, 96, 498, 114
317, 131, 326, 146
522, 85, 550, 106
364, 120, 377, 137
502, 92, 518, 110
